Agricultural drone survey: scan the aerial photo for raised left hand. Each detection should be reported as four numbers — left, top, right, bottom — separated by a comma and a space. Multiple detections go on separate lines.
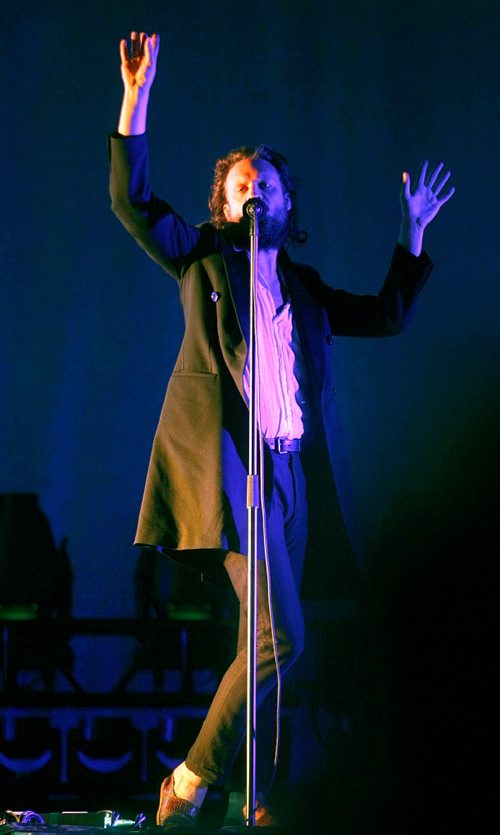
399, 160, 455, 255
401, 160, 455, 229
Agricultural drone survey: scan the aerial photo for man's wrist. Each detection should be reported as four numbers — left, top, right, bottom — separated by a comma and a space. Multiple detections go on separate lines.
118, 88, 150, 135
398, 221, 423, 257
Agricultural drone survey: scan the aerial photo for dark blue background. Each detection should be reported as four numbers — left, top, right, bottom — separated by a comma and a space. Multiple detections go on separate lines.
1, 0, 497, 623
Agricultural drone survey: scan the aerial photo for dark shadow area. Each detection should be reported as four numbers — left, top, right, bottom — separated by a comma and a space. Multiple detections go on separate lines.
0, 494, 74, 691
364, 402, 497, 833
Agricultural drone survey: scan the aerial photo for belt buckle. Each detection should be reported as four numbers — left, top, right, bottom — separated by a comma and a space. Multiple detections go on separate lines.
276, 438, 287, 454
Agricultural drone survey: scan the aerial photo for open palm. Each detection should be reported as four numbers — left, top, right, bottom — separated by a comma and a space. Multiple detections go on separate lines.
401, 161, 455, 231
119, 31, 159, 92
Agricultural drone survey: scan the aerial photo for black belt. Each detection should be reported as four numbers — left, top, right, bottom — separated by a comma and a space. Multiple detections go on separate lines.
266, 437, 302, 454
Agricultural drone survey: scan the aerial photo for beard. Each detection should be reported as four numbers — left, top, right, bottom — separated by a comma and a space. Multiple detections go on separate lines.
224, 208, 289, 250
258, 212, 289, 248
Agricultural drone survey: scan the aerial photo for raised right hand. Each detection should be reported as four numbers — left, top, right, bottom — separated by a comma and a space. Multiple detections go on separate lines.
119, 31, 160, 93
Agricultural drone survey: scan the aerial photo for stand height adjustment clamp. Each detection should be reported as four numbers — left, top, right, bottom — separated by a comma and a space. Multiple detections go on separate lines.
246, 475, 260, 509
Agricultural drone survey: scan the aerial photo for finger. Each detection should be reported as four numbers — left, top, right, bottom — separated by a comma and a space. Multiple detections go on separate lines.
119, 39, 129, 64
417, 160, 428, 188
401, 170, 411, 200
139, 31, 147, 57
434, 170, 451, 195
143, 36, 151, 67
427, 161, 444, 189
437, 186, 455, 205
152, 32, 160, 58
145, 34, 160, 70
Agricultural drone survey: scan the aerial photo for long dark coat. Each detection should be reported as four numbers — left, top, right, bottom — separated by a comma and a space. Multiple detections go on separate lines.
109, 134, 433, 594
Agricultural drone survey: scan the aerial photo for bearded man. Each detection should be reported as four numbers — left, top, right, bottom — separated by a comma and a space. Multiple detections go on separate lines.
109, 31, 454, 830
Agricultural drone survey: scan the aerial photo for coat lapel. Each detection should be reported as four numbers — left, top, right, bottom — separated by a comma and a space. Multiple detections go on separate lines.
220, 236, 251, 347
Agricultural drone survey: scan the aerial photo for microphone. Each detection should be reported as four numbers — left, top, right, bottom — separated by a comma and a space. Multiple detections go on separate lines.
242, 197, 264, 219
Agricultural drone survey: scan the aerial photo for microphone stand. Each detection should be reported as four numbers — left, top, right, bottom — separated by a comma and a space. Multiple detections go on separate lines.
244, 197, 263, 828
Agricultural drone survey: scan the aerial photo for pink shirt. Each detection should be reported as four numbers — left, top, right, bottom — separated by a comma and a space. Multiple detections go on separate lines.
242, 270, 304, 441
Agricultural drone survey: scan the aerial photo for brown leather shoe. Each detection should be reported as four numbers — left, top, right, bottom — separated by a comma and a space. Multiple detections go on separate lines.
243, 802, 278, 827
253, 806, 278, 827
156, 773, 200, 829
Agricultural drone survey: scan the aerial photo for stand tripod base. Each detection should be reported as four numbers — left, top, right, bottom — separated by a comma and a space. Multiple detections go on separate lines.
220, 827, 281, 832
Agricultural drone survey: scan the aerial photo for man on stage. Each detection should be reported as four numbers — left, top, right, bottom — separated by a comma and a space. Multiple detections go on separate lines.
109, 31, 454, 829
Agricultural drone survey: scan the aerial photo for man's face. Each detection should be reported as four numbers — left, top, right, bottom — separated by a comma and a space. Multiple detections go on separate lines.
223, 158, 291, 248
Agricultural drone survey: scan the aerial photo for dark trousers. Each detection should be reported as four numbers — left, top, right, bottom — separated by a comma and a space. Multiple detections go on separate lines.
185, 450, 308, 785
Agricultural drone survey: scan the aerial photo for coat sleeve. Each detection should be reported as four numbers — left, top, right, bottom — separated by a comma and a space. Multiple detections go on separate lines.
306, 244, 434, 337
108, 132, 217, 280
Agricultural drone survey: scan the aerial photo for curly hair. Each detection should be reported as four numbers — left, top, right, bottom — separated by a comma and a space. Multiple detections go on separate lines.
208, 144, 307, 244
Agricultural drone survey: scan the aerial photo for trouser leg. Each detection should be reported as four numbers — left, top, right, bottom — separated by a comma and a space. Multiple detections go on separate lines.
186, 452, 307, 786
